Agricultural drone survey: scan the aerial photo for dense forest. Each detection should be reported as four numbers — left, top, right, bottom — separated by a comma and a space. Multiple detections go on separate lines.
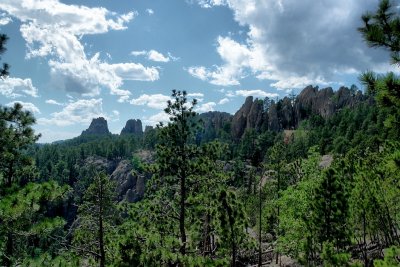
1, 0, 400, 266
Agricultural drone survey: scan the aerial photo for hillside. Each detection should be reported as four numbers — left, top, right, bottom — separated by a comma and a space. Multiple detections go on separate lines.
1, 1, 400, 266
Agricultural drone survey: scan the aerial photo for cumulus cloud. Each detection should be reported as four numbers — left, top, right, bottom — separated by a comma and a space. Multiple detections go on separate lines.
0, 77, 38, 98
191, 0, 396, 89
0, 0, 159, 97
130, 94, 171, 110
146, 9, 154, 15
143, 111, 171, 126
235, 89, 278, 98
45, 99, 63, 106
187, 92, 204, 99
38, 98, 106, 127
196, 0, 227, 8
196, 102, 216, 113
0, 13, 11, 25
6, 101, 40, 114
131, 49, 178, 62
218, 97, 229, 104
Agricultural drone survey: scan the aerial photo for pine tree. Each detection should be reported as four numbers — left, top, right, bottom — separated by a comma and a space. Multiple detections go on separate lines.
72, 171, 117, 267
116, 90, 251, 266
358, 0, 400, 64
0, 104, 68, 266
0, 33, 9, 77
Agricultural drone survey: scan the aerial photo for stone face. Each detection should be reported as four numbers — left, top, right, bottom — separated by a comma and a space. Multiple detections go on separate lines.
268, 102, 280, 132
232, 96, 253, 139
110, 159, 149, 202
231, 96, 265, 139
200, 111, 232, 130
121, 119, 143, 135
81, 117, 110, 136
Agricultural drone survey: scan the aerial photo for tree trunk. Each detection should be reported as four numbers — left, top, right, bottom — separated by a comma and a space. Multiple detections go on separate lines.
259, 179, 262, 267
4, 232, 13, 267
99, 178, 105, 267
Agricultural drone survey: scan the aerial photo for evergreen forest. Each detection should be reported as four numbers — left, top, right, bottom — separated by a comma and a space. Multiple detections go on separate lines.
0, 0, 400, 266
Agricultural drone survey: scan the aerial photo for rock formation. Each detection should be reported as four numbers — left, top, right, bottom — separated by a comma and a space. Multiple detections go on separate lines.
110, 160, 148, 202
81, 117, 111, 136
231, 96, 265, 138
120, 119, 143, 135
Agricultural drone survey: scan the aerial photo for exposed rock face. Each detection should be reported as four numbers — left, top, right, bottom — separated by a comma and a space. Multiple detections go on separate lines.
200, 111, 232, 130
110, 160, 148, 202
232, 96, 264, 139
268, 102, 280, 132
121, 119, 143, 135
294, 85, 366, 125
232, 96, 253, 139
83, 156, 116, 173
247, 99, 264, 130
81, 117, 110, 136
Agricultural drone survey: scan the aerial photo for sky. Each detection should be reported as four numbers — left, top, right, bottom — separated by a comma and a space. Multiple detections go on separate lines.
0, 0, 398, 143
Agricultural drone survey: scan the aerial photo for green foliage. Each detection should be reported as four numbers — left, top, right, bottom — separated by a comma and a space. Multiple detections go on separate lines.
0, 33, 9, 77
358, 0, 400, 64
72, 171, 117, 266
277, 149, 322, 263
321, 241, 351, 267
0, 103, 41, 188
359, 71, 400, 137
131, 154, 145, 173
114, 90, 253, 266
374, 246, 400, 267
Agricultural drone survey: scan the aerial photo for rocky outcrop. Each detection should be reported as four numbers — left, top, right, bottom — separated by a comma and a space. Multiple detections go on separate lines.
121, 119, 143, 135
82, 156, 116, 173
200, 111, 232, 130
294, 85, 366, 125
232, 96, 264, 139
81, 117, 111, 136
110, 160, 148, 202
268, 102, 280, 132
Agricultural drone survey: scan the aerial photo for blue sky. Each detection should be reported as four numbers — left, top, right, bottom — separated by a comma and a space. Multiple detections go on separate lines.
0, 0, 397, 142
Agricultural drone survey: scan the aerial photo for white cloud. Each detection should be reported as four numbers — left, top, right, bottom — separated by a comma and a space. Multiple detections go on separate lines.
45, 99, 63, 106
111, 110, 120, 121
236, 89, 278, 98
143, 111, 171, 126
130, 94, 171, 110
131, 50, 147, 56
146, 9, 154, 15
197, 0, 227, 8
131, 49, 178, 63
0, 0, 159, 97
38, 98, 106, 127
187, 36, 250, 86
191, 0, 395, 89
148, 50, 170, 62
48, 54, 157, 98
218, 98, 229, 104
0, 77, 38, 98
196, 102, 216, 113
0, 13, 11, 25
6, 101, 40, 114
187, 92, 204, 98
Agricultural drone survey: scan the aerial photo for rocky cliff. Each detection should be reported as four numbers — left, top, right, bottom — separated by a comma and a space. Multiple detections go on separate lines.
81, 117, 111, 136
120, 119, 143, 135
229, 85, 368, 138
